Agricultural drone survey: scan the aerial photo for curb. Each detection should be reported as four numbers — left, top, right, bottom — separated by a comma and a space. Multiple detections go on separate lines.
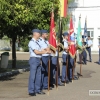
0, 67, 30, 79
0, 52, 29, 54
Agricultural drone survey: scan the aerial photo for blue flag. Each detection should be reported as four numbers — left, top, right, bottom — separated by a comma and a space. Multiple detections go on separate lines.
84, 17, 87, 42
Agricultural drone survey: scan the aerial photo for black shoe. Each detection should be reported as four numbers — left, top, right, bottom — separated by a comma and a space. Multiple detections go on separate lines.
58, 83, 65, 86
69, 80, 72, 82
29, 93, 36, 96
50, 84, 54, 88
44, 87, 52, 90
61, 81, 65, 83
73, 77, 78, 80
74, 75, 79, 80
66, 80, 69, 84
36, 91, 45, 95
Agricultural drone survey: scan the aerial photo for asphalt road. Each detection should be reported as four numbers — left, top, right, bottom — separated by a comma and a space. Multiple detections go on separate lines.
0, 54, 100, 100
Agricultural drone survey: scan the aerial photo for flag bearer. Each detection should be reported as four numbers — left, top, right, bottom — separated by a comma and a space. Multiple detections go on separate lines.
82, 35, 87, 64
61, 32, 69, 83
50, 46, 64, 87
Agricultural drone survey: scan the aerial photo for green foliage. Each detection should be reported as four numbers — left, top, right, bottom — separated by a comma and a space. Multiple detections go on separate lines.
20, 36, 30, 52
0, 0, 60, 38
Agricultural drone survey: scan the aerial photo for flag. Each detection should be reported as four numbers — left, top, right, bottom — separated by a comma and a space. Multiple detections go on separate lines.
76, 16, 82, 52
49, 9, 57, 52
58, 18, 64, 52
60, 0, 68, 18
84, 17, 87, 36
68, 16, 76, 58
84, 17, 87, 42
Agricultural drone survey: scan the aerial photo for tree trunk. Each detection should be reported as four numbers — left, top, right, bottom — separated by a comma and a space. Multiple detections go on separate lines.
12, 37, 16, 68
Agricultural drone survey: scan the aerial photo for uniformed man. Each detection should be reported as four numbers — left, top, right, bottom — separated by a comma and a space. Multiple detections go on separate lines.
28, 29, 49, 96
86, 36, 93, 62
50, 45, 64, 87
38, 29, 51, 90
61, 32, 69, 83
82, 35, 87, 64
98, 42, 100, 64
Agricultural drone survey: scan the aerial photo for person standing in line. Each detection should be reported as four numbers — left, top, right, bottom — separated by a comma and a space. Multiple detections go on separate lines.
38, 29, 52, 90
61, 32, 69, 83
98, 41, 100, 64
28, 29, 50, 96
86, 36, 93, 62
82, 35, 87, 65
50, 43, 64, 87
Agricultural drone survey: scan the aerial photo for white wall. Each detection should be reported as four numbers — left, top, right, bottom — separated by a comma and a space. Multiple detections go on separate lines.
69, 0, 100, 51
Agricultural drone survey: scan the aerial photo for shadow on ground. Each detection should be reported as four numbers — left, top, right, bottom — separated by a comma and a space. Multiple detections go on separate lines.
80, 70, 96, 78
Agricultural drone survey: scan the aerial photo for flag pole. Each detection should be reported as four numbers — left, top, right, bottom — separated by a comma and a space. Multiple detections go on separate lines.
55, 15, 61, 89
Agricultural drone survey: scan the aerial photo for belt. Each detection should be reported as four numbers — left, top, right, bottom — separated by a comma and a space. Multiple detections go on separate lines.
30, 57, 41, 59
86, 47, 90, 49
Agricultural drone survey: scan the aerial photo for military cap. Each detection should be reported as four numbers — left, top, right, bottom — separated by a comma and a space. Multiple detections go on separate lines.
32, 29, 41, 34
63, 32, 69, 36
41, 29, 48, 34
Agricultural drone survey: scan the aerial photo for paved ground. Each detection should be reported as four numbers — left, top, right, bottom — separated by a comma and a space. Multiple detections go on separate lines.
0, 54, 100, 100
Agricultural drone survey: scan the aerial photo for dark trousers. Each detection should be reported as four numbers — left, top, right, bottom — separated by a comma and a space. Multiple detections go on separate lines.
86, 48, 92, 61
41, 56, 49, 89
62, 54, 69, 81
28, 57, 41, 93
50, 56, 61, 85
99, 49, 100, 64
82, 50, 87, 64
68, 55, 74, 80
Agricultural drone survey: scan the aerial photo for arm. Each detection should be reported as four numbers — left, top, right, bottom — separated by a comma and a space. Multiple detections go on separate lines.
29, 41, 49, 55
34, 49, 48, 55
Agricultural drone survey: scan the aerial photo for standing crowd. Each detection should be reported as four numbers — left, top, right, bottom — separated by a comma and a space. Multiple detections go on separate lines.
28, 29, 94, 96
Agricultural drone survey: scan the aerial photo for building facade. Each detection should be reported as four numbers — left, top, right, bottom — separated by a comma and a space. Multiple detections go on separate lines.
69, 0, 100, 51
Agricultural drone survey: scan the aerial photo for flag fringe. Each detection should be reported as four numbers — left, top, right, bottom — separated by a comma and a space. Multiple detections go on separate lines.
49, 44, 56, 52
68, 51, 76, 59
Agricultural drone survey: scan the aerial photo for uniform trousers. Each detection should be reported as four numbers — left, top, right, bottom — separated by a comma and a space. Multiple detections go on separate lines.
28, 57, 41, 93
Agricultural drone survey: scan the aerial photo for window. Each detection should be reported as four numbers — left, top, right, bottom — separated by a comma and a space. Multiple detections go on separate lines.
87, 31, 94, 38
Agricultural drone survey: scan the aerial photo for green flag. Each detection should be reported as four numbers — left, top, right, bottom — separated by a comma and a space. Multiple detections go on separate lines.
77, 17, 82, 52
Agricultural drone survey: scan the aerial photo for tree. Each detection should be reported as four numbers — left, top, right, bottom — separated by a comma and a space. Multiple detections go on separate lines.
0, 0, 73, 68
0, 0, 60, 68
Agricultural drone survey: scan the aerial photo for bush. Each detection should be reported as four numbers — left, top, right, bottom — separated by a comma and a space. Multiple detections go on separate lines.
20, 37, 30, 52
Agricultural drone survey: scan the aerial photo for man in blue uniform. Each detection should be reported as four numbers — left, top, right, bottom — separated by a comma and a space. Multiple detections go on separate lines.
98, 42, 100, 64
61, 32, 69, 83
86, 36, 93, 62
50, 47, 64, 87
28, 29, 50, 96
38, 29, 51, 90
82, 35, 87, 64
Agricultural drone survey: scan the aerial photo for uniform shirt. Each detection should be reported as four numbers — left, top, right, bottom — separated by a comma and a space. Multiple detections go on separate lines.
28, 38, 41, 58
38, 37, 49, 56
87, 39, 93, 47
63, 39, 68, 54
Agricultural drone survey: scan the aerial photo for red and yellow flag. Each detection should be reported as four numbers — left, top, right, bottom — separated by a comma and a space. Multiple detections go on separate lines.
49, 9, 57, 52
60, 0, 68, 18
